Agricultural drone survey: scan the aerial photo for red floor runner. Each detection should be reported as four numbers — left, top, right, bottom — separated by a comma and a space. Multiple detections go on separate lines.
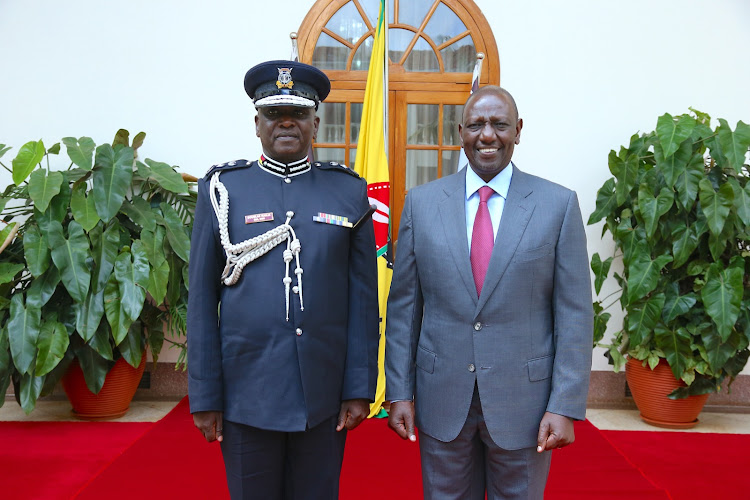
4, 398, 740, 499
602, 430, 746, 500
0, 420, 151, 500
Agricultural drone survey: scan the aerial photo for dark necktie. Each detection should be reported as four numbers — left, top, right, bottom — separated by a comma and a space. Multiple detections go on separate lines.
470, 186, 495, 297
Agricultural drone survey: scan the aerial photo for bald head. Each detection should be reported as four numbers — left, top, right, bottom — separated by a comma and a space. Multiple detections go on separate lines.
462, 86, 519, 124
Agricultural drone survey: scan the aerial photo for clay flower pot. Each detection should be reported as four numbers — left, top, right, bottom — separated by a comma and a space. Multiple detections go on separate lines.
625, 357, 709, 429
62, 354, 147, 420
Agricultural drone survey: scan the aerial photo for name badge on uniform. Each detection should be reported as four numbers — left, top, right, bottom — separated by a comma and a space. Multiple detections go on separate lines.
245, 212, 274, 224
313, 212, 352, 228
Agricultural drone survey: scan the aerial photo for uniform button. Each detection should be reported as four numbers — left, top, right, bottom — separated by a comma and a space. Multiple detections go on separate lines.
473, 322, 482, 331
284, 178, 291, 184
468, 364, 476, 372
292, 286, 299, 294
296, 328, 303, 336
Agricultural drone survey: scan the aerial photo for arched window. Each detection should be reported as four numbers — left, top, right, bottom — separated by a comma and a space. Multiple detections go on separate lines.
297, 0, 499, 236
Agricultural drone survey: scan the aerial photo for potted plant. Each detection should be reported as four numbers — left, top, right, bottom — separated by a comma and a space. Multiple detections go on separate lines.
588, 109, 750, 427
0, 130, 195, 417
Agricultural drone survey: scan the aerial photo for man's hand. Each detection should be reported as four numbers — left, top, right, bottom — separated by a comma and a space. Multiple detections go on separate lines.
536, 411, 574, 452
336, 399, 370, 431
388, 400, 417, 442
193, 411, 224, 443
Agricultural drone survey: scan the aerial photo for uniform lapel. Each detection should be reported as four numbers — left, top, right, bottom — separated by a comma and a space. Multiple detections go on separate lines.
474, 167, 535, 317
438, 172, 478, 303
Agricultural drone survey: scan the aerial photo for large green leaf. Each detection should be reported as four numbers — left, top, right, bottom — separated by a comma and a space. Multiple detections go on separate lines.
590, 253, 612, 296
47, 221, 91, 303
19, 373, 44, 414
119, 321, 144, 369
699, 179, 734, 236
12, 140, 45, 186
587, 178, 616, 225
674, 153, 704, 211
104, 274, 133, 346
609, 152, 639, 206
92, 144, 134, 222
701, 263, 743, 341
0, 328, 10, 387
637, 184, 673, 239
157, 203, 191, 261
662, 282, 697, 323
26, 267, 61, 309
23, 225, 51, 278
145, 159, 189, 193
0, 262, 24, 285
654, 139, 692, 188
70, 183, 101, 232
35, 321, 69, 377
76, 288, 105, 342
141, 227, 167, 267
700, 326, 739, 375
74, 344, 110, 394
626, 254, 672, 303
62, 137, 96, 170
729, 178, 750, 227
626, 293, 665, 347
113, 129, 130, 148
91, 223, 121, 294
654, 325, 692, 379
34, 185, 70, 234
656, 113, 695, 158
28, 169, 64, 213
113, 242, 149, 321
716, 119, 750, 174
132, 132, 146, 152
148, 259, 170, 305
616, 222, 648, 268
120, 197, 156, 231
7, 294, 41, 375
670, 224, 699, 268
88, 320, 114, 361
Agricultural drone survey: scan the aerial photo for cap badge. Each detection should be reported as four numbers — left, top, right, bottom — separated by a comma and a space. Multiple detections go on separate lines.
276, 67, 294, 89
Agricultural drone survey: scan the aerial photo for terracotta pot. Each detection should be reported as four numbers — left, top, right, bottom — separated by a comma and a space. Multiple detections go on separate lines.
62, 353, 146, 420
625, 357, 709, 429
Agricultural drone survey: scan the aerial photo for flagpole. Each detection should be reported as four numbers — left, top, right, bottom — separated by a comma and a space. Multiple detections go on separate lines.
383, 1, 389, 158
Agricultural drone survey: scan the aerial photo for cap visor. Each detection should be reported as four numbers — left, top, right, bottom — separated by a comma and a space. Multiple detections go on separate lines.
254, 95, 316, 108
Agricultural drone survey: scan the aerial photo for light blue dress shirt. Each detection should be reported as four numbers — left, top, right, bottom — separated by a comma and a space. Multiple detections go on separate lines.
465, 163, 513, 250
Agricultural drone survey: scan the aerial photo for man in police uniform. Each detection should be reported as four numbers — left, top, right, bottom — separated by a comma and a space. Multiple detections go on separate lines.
187, 60, 379, 499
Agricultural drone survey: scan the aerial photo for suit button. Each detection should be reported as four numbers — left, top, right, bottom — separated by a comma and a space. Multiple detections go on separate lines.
473, 322, 482, 331
296, 328, 303, 336
468, 364, 476, 372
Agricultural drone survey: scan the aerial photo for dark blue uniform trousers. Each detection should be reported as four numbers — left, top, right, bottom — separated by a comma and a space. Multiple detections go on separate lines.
221, 415, 347, 500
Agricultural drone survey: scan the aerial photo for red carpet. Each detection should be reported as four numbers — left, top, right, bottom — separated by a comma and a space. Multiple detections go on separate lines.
1, 398, 745, 499
0, 421, 151, 500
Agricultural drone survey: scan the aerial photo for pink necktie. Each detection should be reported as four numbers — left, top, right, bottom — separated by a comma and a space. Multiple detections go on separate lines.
471, 186, 495, 297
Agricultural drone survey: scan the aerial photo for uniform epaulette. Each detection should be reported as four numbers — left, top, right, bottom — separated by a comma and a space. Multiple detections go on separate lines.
204, 159, 252, 178
314, 161, 361, 179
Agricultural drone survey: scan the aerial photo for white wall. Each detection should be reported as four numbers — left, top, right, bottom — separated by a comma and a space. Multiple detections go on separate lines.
1, 0, 749, 371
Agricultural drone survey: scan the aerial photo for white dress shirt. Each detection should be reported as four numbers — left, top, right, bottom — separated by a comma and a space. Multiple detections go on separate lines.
465, 163, 513, 249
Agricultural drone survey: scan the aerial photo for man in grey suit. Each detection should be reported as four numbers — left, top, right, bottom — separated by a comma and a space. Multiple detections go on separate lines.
385, 86, 593, 499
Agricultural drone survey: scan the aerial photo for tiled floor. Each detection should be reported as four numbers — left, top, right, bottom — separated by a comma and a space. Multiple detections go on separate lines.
1, 399, 748, 433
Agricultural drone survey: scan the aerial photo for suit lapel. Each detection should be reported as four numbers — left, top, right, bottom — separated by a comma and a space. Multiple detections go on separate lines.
438, 172, 478, 303
474, 167, 535, 317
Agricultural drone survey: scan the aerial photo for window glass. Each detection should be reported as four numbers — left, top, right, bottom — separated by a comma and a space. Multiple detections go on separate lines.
406, 150, 438, 190
312, 32, 349, 70
399, 0, 431, 28
389, 28, 417, 64
317, 103, 346, 144
404, 36, 439, 72
352, 34, 374, 71
443, 104, 463, 145
407, 104, 439, 145
350, 103, 363, 144
442, 149, 461, 177
424, 2, 466, 45
325, 1, 367, 45
314, 147, 346, 165
441, 35, 476, 73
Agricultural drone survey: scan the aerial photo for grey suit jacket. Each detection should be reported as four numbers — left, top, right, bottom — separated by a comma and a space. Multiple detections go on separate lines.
385, 165, 593, 450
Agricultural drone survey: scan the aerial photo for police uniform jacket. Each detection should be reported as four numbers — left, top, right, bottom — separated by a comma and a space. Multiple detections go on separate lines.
187, 159, 379, 432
